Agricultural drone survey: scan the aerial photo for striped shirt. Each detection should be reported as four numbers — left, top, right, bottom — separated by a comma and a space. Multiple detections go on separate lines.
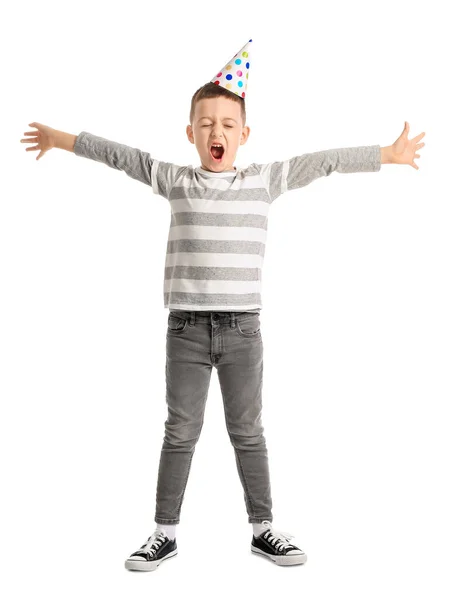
74, 131, 381, 311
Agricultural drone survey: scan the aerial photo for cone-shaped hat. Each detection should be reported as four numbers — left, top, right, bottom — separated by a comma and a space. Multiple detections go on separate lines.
209, 39, 252, 99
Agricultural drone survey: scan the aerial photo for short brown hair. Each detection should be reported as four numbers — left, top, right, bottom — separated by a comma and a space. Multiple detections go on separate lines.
189, 82, 246, 127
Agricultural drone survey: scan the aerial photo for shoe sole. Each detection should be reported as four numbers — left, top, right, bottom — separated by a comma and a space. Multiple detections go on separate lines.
125, 549, 178, 571
251, 545, 307, 566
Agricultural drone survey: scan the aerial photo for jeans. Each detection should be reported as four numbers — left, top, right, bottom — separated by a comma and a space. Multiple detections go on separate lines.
154, 310, 273, 525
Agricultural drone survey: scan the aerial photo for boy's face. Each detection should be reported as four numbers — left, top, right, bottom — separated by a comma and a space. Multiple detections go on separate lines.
186, 96, 250, 172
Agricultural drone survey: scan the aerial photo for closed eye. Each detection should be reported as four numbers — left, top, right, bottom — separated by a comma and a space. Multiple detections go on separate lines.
202, 125, 233, 128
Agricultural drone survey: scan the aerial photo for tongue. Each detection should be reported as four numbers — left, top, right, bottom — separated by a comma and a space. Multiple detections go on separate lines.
212, 146, 223, 159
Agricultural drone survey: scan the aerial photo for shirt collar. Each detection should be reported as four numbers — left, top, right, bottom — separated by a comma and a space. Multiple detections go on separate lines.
195, 166, 237, 177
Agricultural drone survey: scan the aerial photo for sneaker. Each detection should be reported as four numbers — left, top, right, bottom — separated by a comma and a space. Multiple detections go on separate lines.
125, 528, 178, 571
251, 520, 307, 566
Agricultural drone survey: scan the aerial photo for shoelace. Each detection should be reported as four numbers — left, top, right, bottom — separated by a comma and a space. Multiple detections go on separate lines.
140, 529, 167, 557
261, 520, 296, 551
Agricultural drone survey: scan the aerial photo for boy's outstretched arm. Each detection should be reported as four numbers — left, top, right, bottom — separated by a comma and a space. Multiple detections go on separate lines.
253, 121, 425, 203
21, 123, 186, 200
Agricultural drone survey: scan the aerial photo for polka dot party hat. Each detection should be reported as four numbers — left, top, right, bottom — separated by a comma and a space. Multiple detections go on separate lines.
209, 39, 252, 99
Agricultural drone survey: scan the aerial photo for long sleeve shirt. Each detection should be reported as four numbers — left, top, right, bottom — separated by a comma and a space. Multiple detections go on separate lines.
73, 131, 381, 311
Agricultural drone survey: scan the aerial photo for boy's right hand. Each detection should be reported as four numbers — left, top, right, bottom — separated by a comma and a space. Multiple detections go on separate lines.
20, 122, 57, 161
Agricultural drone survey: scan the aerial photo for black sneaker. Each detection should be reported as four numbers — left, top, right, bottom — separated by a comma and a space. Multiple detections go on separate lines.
251, 520, 307, 566
125, 528, 178, 571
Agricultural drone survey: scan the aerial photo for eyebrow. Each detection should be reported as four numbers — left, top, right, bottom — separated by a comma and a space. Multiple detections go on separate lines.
197, 117, 238, 123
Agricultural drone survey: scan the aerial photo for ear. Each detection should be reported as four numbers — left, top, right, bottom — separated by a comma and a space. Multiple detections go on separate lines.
186, 124, 194, 144
240, 125, 251, 145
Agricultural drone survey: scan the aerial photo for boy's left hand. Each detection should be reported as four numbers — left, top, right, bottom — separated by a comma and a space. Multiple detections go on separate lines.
382, 122, 425, 169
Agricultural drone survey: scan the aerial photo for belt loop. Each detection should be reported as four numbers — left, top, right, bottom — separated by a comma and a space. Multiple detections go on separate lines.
230, 312, 235, 328
190, 311, 195, 326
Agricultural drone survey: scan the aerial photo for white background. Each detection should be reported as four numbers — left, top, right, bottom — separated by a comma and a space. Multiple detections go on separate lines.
2, 0, 453, 597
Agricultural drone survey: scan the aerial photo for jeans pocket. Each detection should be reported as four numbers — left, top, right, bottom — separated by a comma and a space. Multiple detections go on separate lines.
167, 313, 188, 333
235, 314, 261, 338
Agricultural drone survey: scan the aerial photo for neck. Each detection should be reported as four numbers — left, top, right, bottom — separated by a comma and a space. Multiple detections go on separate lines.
200, 165, 236, 173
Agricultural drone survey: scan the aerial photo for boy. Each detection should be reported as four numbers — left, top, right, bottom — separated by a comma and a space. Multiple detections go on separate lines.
21, 39, 425, 570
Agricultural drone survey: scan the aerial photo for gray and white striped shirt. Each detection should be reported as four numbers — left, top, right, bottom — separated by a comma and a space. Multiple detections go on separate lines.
74, 131, 381, 311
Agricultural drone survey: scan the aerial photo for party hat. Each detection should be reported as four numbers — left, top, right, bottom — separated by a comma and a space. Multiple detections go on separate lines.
209, 39, 252, 99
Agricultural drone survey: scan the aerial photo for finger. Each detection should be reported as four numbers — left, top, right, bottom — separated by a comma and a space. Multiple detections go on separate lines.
402, 121, 409, 136
412, 132, 425, 143
415, 153, 420, 158
416, 142, 425, 150
23, 131, 39, 136
411, 161, 419, 170
26, 145, 40, 151
21, 137, 38, 143
36, 151, 44, 160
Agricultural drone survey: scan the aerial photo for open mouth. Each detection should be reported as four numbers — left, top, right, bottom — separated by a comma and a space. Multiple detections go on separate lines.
210, 144, 225, 162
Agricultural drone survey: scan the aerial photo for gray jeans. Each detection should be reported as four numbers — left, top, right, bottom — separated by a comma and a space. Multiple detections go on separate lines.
155, 310, 273, 525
